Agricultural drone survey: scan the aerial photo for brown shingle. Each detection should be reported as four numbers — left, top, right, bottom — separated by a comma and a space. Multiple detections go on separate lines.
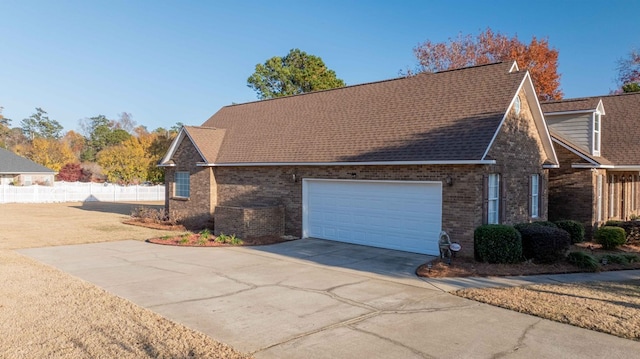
541, 97, 601, 113
198, 62, 525, 164
182, 126, 225, 163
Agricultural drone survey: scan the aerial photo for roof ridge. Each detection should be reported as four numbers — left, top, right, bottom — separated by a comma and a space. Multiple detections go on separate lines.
226, 62, 512, 109
544, 91, 640, 104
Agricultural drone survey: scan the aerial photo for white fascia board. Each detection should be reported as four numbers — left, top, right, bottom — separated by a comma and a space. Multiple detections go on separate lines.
509, 61, 519, 72
605, 166, 640, 171
156, 163, 176, 168
542, 164, 560, 169
544, 109, 595, 116
158, 128, 186, 165
551, 137, 600, 165
196, 160, 497, 167
596, 99, 606, 115
572, 164, 614, 169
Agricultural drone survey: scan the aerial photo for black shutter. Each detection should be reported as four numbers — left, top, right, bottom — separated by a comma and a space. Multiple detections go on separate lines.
500, 174, 507, 224
482, 175, 488, 225
528, 174, 533, 218
539, 174, 544, 219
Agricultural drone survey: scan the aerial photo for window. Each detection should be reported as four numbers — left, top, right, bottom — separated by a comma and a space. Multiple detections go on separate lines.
531, 174, 540, 218
488, 174, 500, 224
593, 112, 601, 156
174, 171, 190, 198
610, 175, 616, 218
514, 96, 521, 116
597, 175, 603, 222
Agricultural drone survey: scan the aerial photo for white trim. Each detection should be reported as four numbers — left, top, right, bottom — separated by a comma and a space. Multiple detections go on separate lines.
606, 166, 640, 171
158, 127, 209, 166
551, 137, 600, 165
572, 164, 614, 169
542, 164, 560, 169
197, 160, 497, 167
544, 109, 596, 116
592, 112, 601, 156
509, 61, 519, 72
482, 71, 558, 166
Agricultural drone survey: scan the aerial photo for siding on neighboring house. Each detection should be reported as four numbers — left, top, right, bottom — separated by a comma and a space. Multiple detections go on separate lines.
546, 113, 592, 153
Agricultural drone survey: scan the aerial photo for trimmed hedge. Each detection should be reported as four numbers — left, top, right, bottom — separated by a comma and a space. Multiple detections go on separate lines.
594, 226, 626, 249
554, 220, 585, 243
474, 225, 523, 264
515, 224, 571, 263
603, 220, 640, 242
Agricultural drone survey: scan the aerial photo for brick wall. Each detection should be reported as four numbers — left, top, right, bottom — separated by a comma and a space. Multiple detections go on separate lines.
165, 138, 216, 229
214, 205, 285, 238
485, 89, 550, 224
547, 146, 599, 236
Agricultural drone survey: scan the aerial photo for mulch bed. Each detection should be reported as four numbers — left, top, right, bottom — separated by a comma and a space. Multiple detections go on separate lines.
123, 219, 186, 232
417, 242, 640, 278
147, 233, 290, 247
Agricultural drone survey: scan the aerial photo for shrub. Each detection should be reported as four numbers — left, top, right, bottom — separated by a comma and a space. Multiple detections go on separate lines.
594, 226, 626, 249
554, 220, 585, 243
567, 251, 599, 271
516, 225, 571, 263
623, 253, 640, 263
600, 254, 629, 265
602, 220, 640, 242
474, 225, 522, 264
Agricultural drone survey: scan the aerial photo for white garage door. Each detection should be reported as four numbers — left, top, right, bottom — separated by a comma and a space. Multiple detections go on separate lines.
303, 179, 442, 255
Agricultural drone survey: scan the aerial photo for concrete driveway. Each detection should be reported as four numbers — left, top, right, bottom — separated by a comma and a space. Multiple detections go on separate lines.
20, 239, 640, 358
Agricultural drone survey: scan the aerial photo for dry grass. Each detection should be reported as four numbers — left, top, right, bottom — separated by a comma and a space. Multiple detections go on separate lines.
0, 202, 251, 359
455, 280, 640, 341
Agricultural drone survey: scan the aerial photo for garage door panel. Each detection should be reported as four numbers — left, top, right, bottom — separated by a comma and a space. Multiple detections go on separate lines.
304, 180, 442, 255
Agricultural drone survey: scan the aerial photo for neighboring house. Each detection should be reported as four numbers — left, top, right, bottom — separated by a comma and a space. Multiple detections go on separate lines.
160, 62, 558, 256
0, 147, 56, 186
542, 92, 640, 235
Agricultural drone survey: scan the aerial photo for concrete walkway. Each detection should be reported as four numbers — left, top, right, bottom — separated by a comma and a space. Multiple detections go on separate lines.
20, 239, 640, 358
423, 268, 640, 292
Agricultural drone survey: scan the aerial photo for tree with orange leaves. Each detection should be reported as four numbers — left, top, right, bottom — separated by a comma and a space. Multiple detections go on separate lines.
412, 29, 563, 101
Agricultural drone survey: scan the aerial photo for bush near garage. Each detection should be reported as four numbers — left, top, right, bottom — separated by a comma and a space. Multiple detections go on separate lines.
474, 225, 523, 264
515, 223, 571, 263
594, 226, 627, 249
554, 220, 585, 243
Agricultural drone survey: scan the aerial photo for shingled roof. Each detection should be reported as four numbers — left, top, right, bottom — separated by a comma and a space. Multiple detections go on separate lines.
543, 92, 640, 167
0, 147, 55, 174
163, 62, 551, 165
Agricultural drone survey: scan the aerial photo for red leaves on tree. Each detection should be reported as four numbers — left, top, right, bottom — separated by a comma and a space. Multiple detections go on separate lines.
413, 28, 563, 101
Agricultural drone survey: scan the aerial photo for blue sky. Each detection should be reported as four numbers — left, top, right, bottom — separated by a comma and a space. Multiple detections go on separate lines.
1, 0, 638, 133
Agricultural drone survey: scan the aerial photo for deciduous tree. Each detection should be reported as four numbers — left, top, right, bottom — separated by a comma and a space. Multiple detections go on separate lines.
247, 48, 346, 99
25, 137, 75, 172
412, 28, 562, 101
617, 49, 640, 93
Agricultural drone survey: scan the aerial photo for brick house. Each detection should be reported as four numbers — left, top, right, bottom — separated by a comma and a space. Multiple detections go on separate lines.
159, 62, 558, 257
542, 92, 640, 236
0, 147, 56, 186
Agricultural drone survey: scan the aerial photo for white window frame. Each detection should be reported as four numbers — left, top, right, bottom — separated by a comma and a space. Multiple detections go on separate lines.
531, 174, 539, 218
174, 171, 190, 198
597, 175, 603, 222
488, 174, 500, 224
593, 112, 601, 156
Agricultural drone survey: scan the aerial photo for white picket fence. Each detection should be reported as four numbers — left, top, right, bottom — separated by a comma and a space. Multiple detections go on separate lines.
0, 182, 165, 203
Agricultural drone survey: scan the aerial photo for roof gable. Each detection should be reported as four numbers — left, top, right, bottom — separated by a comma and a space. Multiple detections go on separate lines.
543, 92, 640, 167
192, 62, 528, 165
0, 147, 56, 174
